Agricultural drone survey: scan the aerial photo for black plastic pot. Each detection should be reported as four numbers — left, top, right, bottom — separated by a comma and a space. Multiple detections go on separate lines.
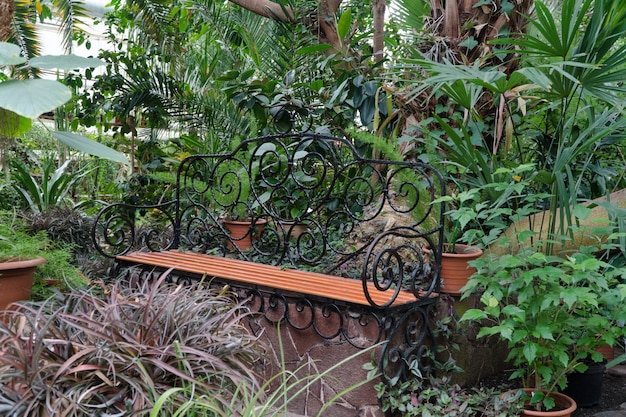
563, 362, 606, 408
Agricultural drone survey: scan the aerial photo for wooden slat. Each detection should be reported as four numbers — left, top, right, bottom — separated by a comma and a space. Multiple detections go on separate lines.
117, 250, 423, 307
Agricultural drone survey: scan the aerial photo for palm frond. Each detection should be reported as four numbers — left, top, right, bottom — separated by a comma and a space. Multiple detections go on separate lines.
51, 0, 91, 53
388, 0, 429, 38
10, 0, 41, 76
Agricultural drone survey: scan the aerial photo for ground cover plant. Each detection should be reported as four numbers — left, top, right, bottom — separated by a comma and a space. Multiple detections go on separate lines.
0, 273, 263, 416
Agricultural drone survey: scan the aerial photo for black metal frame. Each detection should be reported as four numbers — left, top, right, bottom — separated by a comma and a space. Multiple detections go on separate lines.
93, 109, 446, 386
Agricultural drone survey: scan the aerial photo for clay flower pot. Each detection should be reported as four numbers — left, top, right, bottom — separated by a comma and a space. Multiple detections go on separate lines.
520, 389, 577, 417
440, 244, 483, 295
0, 257, 46, 310
281, 221, 308, 240
222, 218, 267, 251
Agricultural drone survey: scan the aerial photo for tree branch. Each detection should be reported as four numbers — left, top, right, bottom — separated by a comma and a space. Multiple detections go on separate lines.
228, 0, 295, 22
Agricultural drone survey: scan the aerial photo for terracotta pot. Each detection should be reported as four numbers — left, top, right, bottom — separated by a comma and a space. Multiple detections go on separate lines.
222, 218, 267, 251
520, 389, 577, 417
0, 257, 46, 310
281, 221, 308, 239
596, 344, 615, 361
440, 244, 483, 295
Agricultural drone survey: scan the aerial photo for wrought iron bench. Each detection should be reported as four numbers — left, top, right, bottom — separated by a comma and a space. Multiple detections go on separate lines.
92, 116, 445, 385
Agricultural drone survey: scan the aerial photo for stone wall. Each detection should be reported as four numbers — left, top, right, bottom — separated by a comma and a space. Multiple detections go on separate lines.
250, 305, 385, 417
436, 294, 510, 387
246, 295, 509, 416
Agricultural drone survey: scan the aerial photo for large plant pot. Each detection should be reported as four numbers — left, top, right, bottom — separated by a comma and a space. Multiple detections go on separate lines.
0, 257, 46, 310
521, 389, 577, 417
440, 244, 483, 295
562, 362, 605, 408
222, 219, 267, 251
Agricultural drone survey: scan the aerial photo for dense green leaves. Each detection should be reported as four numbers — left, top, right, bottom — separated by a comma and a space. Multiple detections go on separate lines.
461, 238, 626, 410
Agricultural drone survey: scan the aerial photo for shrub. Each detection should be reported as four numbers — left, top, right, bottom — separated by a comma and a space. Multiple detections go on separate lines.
23, 207, 95, 254
375, 374, 524, 417
0, 274, 263, 416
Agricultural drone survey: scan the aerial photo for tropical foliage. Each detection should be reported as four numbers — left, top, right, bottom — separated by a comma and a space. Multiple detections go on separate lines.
0, 275, 262, 416
1, 0, 626, 414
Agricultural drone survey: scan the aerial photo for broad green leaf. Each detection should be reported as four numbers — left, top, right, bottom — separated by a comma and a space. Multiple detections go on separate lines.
52, 131, 129, 165
0, 42, 26, 66
293, 150, 308, 160
501, 305, 525, 320
478, 325, 512, 340
337, 9, 352, 40
0, 79, 72, 118
536, 365, 553, 386
532, 324, 554, 340
30, 54, 106, 70
254, 142, 276, 155
523, 342, 538, 363
511, 329, 528, 344
0, 108, 32, 136
560, 288, 578, 308
460, 309, 487, 321
553, 349, 569, 368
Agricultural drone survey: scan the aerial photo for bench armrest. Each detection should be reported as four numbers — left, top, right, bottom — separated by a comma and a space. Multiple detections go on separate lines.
92, 200, 178, 258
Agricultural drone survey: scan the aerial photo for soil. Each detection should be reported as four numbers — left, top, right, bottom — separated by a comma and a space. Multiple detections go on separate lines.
479, 366, 626, 417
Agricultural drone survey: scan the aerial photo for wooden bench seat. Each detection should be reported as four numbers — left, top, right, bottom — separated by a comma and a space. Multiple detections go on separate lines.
117, 250, 429, 308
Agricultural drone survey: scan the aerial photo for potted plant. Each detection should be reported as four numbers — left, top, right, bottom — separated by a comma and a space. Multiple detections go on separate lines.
253, 141, 320, 241
459, 233, 626, 415
435, 186, 484, 296
0, 212, 48, 310
433, 165, 541, 295
214, 157, 267, 251
0, 211, 89, 309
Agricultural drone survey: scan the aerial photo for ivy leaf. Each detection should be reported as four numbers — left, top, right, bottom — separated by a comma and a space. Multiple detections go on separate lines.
501, 0, 514, 15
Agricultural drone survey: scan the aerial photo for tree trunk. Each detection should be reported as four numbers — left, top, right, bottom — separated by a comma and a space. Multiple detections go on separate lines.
427, 0, 533, 68
229, 0, 351, 56
372, 0, 385, 62
0, 0, 14, 41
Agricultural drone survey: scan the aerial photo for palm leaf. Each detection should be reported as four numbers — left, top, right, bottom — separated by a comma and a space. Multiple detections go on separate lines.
10, 0, 41, 75
51, 0, 91, 53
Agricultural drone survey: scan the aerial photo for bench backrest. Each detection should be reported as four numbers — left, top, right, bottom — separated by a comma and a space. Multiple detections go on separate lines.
93, 131, 446, 302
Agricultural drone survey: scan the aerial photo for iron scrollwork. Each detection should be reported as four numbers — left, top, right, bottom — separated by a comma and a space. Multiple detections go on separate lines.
92, 106, 446, 387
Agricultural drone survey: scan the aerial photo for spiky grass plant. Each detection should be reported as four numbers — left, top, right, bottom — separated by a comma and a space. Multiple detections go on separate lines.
151, 321, 381, 417
0, 272, 263, 416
